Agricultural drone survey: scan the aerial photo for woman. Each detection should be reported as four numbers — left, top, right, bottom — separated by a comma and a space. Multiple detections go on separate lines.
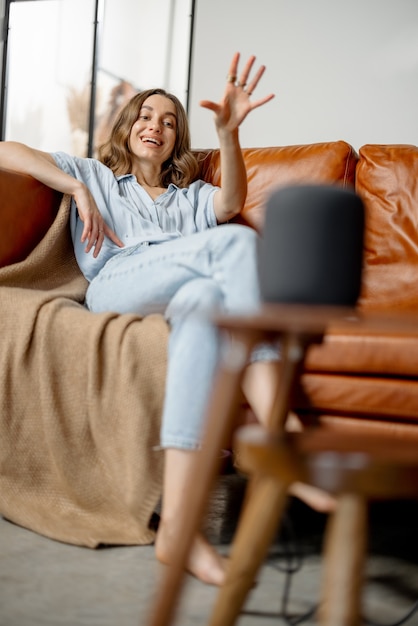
0, 53, 333, 585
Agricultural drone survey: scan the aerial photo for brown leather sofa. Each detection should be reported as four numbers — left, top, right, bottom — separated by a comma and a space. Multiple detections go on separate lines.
2, 140, 418, 443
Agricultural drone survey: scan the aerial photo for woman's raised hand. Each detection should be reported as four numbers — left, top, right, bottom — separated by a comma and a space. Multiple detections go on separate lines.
199, 52, 275, 134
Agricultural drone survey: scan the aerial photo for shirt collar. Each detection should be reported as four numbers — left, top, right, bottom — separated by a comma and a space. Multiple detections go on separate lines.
116, 174, 178, 191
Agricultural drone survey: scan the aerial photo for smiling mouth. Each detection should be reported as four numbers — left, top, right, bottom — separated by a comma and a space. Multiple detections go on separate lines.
141, 137, 162, 146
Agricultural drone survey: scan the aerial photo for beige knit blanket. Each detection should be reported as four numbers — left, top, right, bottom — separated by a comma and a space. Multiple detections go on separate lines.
0, 195, 169, 547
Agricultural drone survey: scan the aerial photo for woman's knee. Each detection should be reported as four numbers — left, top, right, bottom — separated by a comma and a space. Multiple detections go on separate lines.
219, 222, 257, 244
166, 278, 224, 319
211, 223, 259, 263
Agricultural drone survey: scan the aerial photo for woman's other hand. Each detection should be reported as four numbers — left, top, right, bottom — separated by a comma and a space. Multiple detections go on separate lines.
73, 185, 124, 258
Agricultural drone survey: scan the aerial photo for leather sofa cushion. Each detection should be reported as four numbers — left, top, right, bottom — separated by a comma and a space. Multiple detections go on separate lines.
295, 412, 418, 443
356, 143, 418, 311
297, 317, 418, 418
298, 372, 418, 422
306, 327, 418, 377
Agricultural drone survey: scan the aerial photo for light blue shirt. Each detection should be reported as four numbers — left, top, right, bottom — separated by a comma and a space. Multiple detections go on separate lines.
51, 152, 219, 282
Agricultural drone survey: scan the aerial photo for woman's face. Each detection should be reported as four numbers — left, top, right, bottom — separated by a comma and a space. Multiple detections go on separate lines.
128, 94, 177, 168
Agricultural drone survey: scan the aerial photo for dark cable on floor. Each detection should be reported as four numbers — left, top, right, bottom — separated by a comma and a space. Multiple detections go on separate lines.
267, 511, 317, 625
267, 511, 418, 626
363, 601, 418, 626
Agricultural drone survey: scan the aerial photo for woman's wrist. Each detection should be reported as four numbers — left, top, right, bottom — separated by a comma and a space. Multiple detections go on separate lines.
216, 126, 240, 145
71, 180, 90, 202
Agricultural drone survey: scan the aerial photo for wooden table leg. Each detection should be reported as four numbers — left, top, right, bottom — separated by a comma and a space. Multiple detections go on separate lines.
318, 493, 367, 626
208, 473, 289, 626
207, 331, 315, 626
146, 331, 259, 626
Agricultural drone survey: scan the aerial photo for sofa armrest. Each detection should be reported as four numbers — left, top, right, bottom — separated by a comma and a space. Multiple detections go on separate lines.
0, 167, 63, 268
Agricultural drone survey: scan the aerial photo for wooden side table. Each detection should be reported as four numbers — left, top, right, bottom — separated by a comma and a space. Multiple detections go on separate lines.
213, 424, 418, 626
146, 305, 418, 626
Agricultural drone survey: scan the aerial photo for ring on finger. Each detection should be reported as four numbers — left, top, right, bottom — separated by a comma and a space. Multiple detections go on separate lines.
226, 74, 237, 83
236, 81, 246, 88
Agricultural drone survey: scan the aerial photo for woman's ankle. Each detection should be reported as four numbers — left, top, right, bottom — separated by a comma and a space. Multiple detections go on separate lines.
155, 522, 227, 586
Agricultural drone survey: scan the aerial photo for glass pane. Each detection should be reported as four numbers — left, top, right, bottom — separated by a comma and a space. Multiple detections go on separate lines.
4, 0, 192, 156
93, 0, 192, 154
5, 0, 95, 155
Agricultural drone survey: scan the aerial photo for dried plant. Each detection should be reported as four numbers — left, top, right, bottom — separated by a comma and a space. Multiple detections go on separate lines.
66, 83, 91, 133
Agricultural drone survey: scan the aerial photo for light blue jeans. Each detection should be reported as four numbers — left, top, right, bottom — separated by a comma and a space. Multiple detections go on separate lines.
86, 224, 278, 449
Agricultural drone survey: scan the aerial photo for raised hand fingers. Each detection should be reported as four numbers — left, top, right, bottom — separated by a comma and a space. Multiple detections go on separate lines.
199, 99, 221, 114
238, 60, 275, 109
200, 52, 274, 130
236, 55, 256, 90
226, 53, 274, 103
245, 64, 266, 96
226, 51, 240, 84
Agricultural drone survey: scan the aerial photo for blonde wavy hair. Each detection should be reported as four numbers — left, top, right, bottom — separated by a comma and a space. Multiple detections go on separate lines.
97, 88, 199, 188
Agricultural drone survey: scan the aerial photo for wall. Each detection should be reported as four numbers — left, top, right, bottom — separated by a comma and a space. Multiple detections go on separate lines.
188, 0, 418, 150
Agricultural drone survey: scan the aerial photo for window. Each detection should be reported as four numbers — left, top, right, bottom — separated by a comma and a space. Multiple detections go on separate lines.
1, 0, 193, 155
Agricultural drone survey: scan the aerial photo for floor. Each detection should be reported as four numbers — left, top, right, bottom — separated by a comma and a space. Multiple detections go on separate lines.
1, 472, 418, 626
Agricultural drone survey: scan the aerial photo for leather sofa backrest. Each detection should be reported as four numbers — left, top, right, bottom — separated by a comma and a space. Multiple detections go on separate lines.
356, 144, 418, 311
0, 140, 357, 269
195, 141, 358, 231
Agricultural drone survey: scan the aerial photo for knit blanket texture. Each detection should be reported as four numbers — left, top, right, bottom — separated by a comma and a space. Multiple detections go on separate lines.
0, 195, 168, 547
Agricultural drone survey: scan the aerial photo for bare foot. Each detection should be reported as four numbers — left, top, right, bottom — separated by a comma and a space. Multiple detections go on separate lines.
155, 521, 228, 586
289, 481, 336, 513
285, 414, 337, 513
